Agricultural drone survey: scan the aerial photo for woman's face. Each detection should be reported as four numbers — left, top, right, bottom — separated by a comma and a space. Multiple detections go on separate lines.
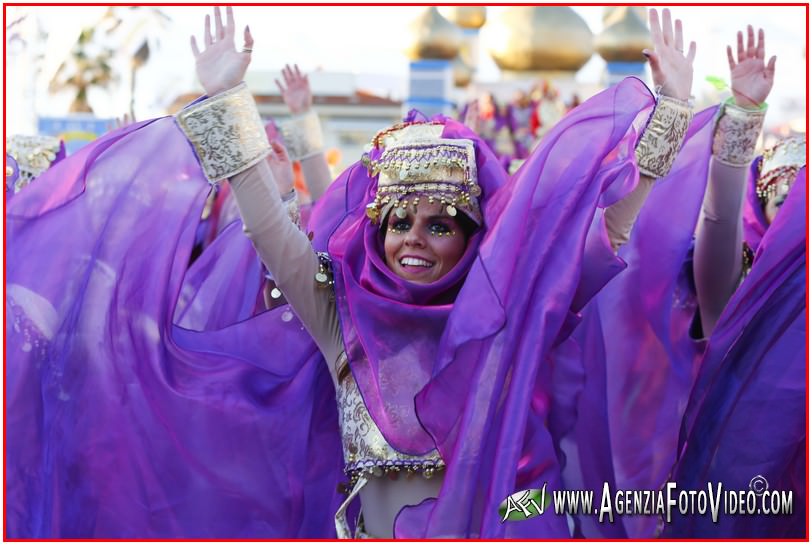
384, 198, 467, 284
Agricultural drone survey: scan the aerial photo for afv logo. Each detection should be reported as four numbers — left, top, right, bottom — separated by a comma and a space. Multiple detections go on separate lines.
499, 485, 550, 522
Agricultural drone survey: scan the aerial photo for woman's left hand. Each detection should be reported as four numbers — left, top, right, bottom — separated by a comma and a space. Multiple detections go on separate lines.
643, 8, 696, 101
190, 6, 253, 96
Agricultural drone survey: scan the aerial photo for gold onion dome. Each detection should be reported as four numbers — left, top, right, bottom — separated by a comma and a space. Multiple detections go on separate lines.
438, 7, 487, 30
404, 7, 462, 60
603, 6, 648, 25
484, 7, 594, 72
452, 56, 473, 87
596, 6, 653, 62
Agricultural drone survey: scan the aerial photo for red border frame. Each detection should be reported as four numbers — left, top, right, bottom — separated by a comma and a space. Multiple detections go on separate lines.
2, 3, 809, 542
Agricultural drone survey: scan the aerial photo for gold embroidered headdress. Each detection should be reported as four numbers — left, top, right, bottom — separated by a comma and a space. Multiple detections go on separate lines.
756, 136, 806, 206
362, 121, 482, 225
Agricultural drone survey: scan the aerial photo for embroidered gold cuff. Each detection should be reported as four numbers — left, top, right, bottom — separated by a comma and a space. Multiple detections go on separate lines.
712, 99, 767, 167
280, 109, 324, 161
175, 83, 270, 183
635, 94, 694, 179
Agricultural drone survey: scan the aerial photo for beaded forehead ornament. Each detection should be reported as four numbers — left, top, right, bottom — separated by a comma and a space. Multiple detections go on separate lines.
361, 121, 482, 225
756, 136, 806, 207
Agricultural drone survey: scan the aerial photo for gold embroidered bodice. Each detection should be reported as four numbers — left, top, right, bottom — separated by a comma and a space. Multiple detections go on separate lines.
335, 354, 445, 483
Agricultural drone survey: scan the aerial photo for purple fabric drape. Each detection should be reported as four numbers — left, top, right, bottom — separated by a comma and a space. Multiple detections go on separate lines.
558, 106, 719, 538
663, 167, 807, 538
8, 77, 692, 538
6, 118, 344, 538
391, 79, 657, 538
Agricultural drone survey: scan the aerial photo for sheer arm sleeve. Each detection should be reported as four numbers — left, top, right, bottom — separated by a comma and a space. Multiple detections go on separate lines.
692, 158, 747, 337
603, 174, 656, 252
299, 154, 332, 202
228, 160, 344, 379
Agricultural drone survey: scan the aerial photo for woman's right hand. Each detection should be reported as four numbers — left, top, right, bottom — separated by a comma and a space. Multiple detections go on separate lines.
727, 26, 777, 108
643, 8, 696, 102
190, 6, 254, 96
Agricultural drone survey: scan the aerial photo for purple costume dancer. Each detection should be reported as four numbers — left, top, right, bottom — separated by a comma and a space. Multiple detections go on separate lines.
6, 8, 702, 539
663, 140, 807, 538
558, 105, 718, 539
561, 25, 805, 539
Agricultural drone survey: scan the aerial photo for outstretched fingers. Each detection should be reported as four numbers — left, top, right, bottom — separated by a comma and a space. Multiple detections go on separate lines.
766, 55, 777, 79
746, 25, 756, 58
737, 30, 745, 63
191, 35, 201, 57
214, 7, 224, 40
204, 14, 213, 46
674, 18, 684, 53
756, 28, 765, 59
243, 25, 253, 52
686, 41, 696, 64
662, 9, 674, 47
275, 79, 286, 94
649, 9, 663, 49
226, 6, 235, 36
727, 45, 736, 70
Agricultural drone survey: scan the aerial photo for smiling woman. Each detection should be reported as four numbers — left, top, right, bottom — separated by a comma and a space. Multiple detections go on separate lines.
384, 199, 468, 284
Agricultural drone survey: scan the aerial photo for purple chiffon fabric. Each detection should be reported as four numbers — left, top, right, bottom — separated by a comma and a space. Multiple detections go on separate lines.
389, 79, 657, 538
559, 106, 719, 538
664, 167, 807, 538
9, 77, 684, 538
6, 118, 344, 538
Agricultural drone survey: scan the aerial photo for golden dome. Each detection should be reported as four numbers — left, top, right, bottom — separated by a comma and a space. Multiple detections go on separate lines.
452, 56, 473, 87
483, 7, 594, 72
438, 7, 487, 30
596, 6, 652, 63
404, 7, 462, 61
603, 6, 648, 25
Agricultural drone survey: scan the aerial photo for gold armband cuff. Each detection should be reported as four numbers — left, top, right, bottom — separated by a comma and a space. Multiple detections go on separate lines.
280, 109, 324, 161
635, 94, 694, 179
712, 99, 767, 167
175, 83, 270, 183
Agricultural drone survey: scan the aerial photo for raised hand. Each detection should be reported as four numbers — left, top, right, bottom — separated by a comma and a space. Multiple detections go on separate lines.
190, 6, 254, 96
265, 121, 295, 195
643, 8, 696, 101
728, 26, 776, 108
275, 64, 313, 115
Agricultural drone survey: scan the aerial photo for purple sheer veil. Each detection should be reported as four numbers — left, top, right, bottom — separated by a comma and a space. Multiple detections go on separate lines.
390, 78, 660, 537
665, 167, 806, 538
558, 105, 719, 538
6, 117, 344, 538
